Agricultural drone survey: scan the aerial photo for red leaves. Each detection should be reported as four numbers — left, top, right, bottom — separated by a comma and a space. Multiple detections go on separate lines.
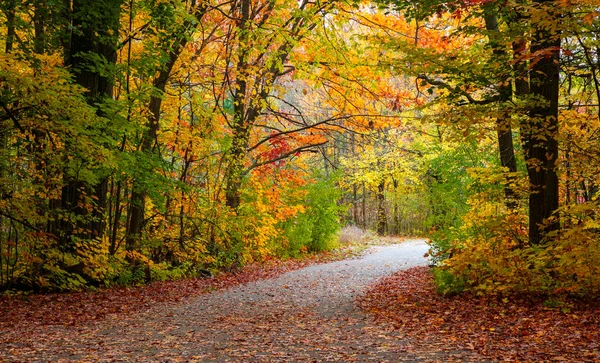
259, 133, 292, 168
460, 0, 494, 6
358, 266, 600, 361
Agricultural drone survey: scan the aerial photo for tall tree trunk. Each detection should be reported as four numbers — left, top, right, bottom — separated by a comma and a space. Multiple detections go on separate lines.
376, 179, 387, 235
1, 0, 16, 193
3, 0, 17, 53
0, 0, 13, 284
224, 0, 253, 212
126, 71, 170, 253
523, 0, 561, 245
125, 30, 194, 252
361, 182, 367, 230
55, 0, 120, 248
510, 36, 530, 249
33, 0, 46, 54
353, 184, 359, 225
351, 133, 359, 225
224, 122, 251, 211
222, 0, 308, 213
392, 177, 400, 235
125, 0, 208, 256
484, 10, 518, 209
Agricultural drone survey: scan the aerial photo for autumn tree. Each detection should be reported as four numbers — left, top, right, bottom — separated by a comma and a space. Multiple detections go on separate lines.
57, 0, 122, 245
124, 0, 210, 260
525, 0, 561, 244
376, 0, 566, 243
373, 0, 599, 294
217, 0, 335, 212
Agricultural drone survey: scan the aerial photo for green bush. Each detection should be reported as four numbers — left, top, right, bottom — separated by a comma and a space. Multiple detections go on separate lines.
282, 216, 314, 257
432, 267, 467, 296
278, 171, 345, 256
113, 267, 146, 286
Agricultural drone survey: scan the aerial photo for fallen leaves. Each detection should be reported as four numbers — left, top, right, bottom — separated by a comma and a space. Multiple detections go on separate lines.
358, 266, 600, 362
2, 240, 501, 362
0, 255, 343, 331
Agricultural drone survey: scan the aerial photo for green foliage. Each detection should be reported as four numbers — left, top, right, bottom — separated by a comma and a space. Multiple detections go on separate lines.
304, 172, 344, 252
148, 262, 192, 282
0, 52, 121, 291
113, 267, 147, 287
37, 265, 88, 292
423, 140, 491, 231
423, 137, 501, 264
281, 216, 313, 257
429, 157, 600, 297
431, 267, 466, 296
429, 168, 600, 296
280, 171, 345, 256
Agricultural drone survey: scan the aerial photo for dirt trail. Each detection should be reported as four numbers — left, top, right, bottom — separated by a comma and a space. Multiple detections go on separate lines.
2, 239, 469, 362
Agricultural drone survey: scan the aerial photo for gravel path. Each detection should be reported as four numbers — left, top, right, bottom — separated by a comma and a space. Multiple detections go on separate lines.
4, 239, 449, 362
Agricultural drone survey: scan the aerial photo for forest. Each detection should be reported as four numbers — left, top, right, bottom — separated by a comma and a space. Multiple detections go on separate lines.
0, 0, 599, 298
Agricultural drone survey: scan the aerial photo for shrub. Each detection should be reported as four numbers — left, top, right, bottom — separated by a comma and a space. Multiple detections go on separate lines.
434, 181, 600, 296
279, 171, 345, 255
304, 171, 344, 252
281, 215, 313, 257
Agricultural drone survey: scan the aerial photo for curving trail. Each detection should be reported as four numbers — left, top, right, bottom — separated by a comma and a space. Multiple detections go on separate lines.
1, 239, 470, 362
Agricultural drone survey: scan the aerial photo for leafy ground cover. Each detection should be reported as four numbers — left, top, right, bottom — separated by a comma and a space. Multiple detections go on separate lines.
0, 234, 378, 331
358, 266, 600, 362
9, 238, 597, 362
2, 239, 443, 362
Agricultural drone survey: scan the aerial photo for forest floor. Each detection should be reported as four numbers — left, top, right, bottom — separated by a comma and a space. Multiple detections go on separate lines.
360, 265, 600, 362
1, 238, 599, 362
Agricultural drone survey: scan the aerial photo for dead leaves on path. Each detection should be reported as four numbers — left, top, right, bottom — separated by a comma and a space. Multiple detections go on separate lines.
0, 256, 334, 331
358, 266, 600, 362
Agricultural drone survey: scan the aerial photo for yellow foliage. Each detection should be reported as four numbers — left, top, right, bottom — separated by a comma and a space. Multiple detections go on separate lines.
442, 191, 600, 296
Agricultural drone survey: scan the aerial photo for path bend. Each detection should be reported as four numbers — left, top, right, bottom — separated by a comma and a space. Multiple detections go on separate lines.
3, 239, 449, 362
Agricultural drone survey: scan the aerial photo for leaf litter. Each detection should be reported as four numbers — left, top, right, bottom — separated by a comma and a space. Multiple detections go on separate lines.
0, 240, 449, 362
358, 266, 600, 362
5, 240, 585, 362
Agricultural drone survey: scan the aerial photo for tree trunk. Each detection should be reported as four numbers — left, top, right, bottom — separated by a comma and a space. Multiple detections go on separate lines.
224, 0, 253, 213
126, 73, 169, 253
55, 0, 120, 248
224, 123, 251, 211
351, 133, 359, 225
484, 10, 518, 209
353, 184, 358, 225
523, 0, 561, 244
361, 182, 367, 230
392, 177, 400, 235
3, 0, 17, 53
376, 179, 387, 236
33, 0, 46, 54
125, 1, 208, 255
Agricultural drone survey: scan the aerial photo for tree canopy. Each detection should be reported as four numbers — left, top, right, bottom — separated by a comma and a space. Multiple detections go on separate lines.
0, 0, 599, 296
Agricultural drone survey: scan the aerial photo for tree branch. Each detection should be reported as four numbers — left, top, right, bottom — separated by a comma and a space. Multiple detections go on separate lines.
247, 141, 327, 171
247, 117, 339, 153
0, 99, 25, 133
0, 210, 42, 232
417, 74, 499, 105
